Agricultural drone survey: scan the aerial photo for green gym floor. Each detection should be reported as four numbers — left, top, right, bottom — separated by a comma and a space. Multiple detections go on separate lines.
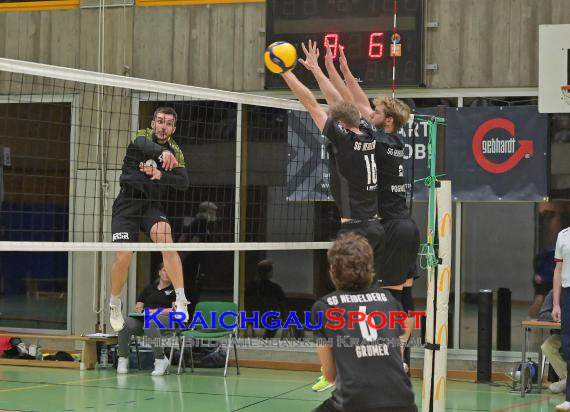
0, 366, 564, 412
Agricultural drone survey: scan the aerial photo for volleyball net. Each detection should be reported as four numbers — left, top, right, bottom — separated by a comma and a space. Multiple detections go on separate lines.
0, 57, 428, 253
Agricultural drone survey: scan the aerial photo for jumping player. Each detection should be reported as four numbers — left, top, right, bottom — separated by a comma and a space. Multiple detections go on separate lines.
279, 46, 386, 294
287, 41, 386, 286
109, 106, 190, 332
324, 44, 420, 303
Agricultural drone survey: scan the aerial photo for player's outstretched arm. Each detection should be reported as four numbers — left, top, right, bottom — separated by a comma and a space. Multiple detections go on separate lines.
339, 47, 374, 122
280, 70, 327, 132
323, 44, 353, 104
298, 40, 343, 107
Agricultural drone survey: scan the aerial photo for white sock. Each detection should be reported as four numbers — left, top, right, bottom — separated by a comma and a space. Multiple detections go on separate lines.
110, 295, 121, 307
175, 288, 187, 302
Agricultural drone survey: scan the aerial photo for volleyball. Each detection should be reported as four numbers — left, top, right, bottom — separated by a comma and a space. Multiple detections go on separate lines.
264, 42, 297, 74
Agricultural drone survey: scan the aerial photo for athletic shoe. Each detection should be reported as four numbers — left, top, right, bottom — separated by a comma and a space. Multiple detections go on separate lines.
109, 303, 125, 331
550, 378, 567, 394
172, 300, 190, 323
556, 401, 570, 411
117, 357, 129, 374
151, 357, 170, 376
312, 375, 334, 392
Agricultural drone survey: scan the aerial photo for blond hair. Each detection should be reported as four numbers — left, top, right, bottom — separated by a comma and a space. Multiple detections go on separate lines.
373, 96, 410, 130
329, 101, 360, 129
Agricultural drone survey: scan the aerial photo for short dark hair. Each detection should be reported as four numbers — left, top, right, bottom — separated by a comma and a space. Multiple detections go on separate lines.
329, 101, 360, 129
153, 106, 178, 125
327, 233, 374, 291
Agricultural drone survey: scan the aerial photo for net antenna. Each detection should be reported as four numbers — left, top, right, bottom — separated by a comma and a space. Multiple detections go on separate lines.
562, 85, 570, 105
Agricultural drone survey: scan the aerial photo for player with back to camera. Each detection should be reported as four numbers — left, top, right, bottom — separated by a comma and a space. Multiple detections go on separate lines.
311, 233, 417, 412
109, 106, 190, 332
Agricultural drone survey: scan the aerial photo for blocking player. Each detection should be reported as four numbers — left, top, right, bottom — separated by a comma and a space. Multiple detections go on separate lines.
109, 106, 190, 332
299, 40, 418, 389
282, 42, 386, 289
322, 44, 420, 304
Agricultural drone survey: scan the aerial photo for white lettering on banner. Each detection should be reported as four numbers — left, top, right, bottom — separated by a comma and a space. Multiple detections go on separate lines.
481, 138, 516, 154
403, 144, 426, 160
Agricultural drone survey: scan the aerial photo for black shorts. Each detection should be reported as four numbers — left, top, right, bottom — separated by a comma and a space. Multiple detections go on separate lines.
380, 218, 420, 287
111, 186, 170, 243
339, 218, 386, 284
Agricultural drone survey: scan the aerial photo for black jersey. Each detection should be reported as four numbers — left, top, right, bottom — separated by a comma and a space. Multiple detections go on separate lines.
137, 283, 176, 309
120, 128, 189, 200
324, 118, 378, 220
310, 284, 416, 411
360, 119, 408, 219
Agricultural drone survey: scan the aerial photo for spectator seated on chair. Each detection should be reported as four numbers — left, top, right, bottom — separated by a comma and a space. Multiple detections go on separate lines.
116, 262, 176, 376
538, 289, 566, 393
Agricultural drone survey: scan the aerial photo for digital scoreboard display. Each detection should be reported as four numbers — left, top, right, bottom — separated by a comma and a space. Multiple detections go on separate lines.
265, 0, 424, 89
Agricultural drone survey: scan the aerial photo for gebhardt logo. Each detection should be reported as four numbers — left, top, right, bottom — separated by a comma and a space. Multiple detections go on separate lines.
471, 118, 534, 174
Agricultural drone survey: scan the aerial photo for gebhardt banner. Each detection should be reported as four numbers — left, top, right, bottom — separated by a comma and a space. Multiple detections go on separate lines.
446, 106, 548, 201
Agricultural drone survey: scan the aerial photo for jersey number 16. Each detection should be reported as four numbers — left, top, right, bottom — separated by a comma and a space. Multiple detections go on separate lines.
364, 154, 378, 185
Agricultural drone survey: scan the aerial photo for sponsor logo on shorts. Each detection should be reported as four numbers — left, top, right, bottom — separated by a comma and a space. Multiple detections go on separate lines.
113, 232, 130, 241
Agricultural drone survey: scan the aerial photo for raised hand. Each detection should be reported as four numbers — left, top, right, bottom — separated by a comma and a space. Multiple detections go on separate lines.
139, 163, 162, 181
160, 150, 178, 171
298, 40, 321, 72
324, 43, 334, 67
339, 46, 349, 72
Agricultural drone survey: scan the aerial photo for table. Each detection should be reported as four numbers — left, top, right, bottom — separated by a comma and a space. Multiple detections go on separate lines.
520, 319, 561, 397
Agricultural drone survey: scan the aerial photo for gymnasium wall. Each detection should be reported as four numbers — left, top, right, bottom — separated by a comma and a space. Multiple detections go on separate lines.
1, 0, 570, 90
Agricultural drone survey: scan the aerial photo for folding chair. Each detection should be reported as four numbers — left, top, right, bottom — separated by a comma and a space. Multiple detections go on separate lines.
177, 301, 240, 377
